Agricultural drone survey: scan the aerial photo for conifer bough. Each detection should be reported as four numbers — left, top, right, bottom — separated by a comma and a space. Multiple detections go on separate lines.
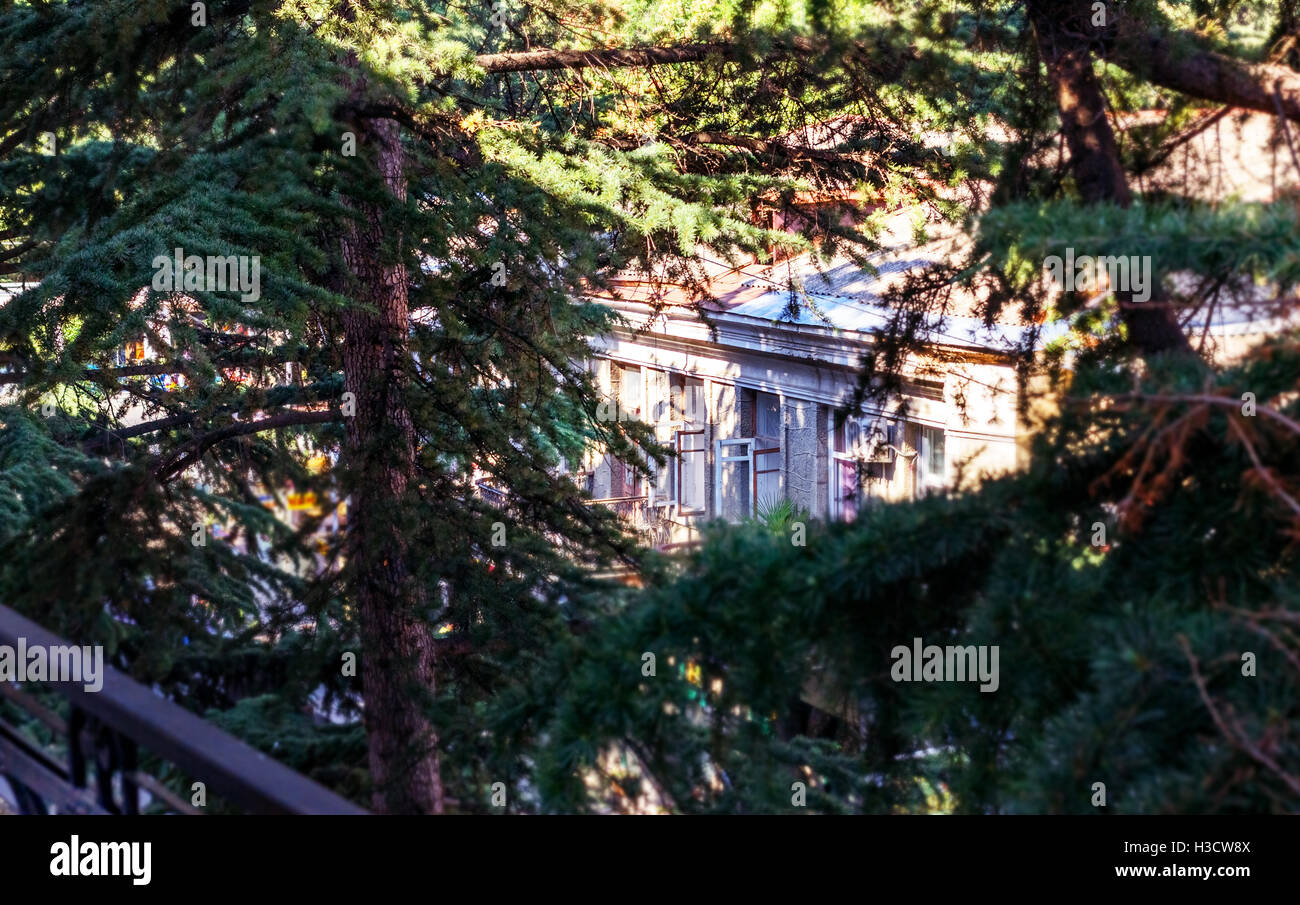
473, 27, 1300, 125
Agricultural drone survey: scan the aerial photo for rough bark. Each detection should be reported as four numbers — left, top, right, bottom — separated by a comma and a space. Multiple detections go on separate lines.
1111, 30, 1300, 123
340, 95, 444, 813
1029, 1, 1195, 357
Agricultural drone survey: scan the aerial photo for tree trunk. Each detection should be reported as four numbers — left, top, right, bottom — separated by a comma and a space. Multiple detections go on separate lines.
340, 103, 444, 812
1029, 1, 1195, 358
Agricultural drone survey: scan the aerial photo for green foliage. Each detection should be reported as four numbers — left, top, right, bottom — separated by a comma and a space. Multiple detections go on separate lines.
2, 0, 1297, 814
0, 0, 857, 808
540, 344, 1300, 813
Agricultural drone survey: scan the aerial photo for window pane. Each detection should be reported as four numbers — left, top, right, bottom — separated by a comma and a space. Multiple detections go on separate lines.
755, 448, 783, 512
836, 459, 858, 522
718, 458, 751, 521
921, 427, 945, 482
648, 369, 669, 422
845, 416, 862, 454
756, 392, 781, 439
681, 453, 705, 511
678, 431, 707, 512
618, 364, 641, 419
669, 374, 684, 421
683, 378, 705, 427
651, 453, 673, 503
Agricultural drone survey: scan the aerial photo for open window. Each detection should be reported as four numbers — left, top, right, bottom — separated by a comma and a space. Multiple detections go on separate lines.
829, 410, 897, 521
830, 414, 860, 522
918, 425, 946, 495
716, 438, 752, 521
715, 437, 782, 522
676, 429, 707, 515
650, 373, 706, 515
715, 389, 783, 522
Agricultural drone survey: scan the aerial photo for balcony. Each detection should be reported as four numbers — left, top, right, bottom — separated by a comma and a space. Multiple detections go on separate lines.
586, 495, 677, 549
476, 480, 677, 551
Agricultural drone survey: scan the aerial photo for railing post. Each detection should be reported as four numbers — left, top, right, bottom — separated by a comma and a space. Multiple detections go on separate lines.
121, 736, 139, 814
93, 721, 117, 813
12, 778, 45, 815
68, 705, 87, 790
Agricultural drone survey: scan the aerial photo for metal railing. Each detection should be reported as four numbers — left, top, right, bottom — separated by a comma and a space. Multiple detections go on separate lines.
0, 603, 367, 815
586, 494, 650, 523
474, 481, 509, 508
479, 481, 680, 551
586, 494, 683, 550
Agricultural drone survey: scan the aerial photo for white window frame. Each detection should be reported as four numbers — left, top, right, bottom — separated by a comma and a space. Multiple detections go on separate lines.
641, 369, 673, 507
754, 390, 782, 442
918, 425, 947, 494
753, 442, 782, 514
715, 436, 783, 522
715, 438, 753, 521
675, 428, 708, 516
828, 409, 860, 522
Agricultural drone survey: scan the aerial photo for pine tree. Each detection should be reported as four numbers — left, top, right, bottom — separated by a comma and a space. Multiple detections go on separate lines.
3, 0, 1298, 814
513, 1, 1300, 813
0, 0, 804, 813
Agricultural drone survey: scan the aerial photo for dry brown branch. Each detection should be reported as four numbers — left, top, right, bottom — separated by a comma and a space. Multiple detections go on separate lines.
1178, 634, 1300, 802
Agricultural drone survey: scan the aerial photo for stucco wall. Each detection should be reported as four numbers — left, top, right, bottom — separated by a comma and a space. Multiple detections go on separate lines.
784, 399, 822, 517
582, 316, 1021, 538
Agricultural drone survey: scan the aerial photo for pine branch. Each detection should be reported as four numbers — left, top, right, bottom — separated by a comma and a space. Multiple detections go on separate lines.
682, 131, 859, 164
475, 42, 740, 73
83, 412, 198, 451
153, 409, 339, 482
1227, 417, 1300, 520
0, 363, 180, 386
472, 27, 1300, 127
1114, 31, 1300, 123
1108, 392, 1300, 439
1179, 634, 1300, 801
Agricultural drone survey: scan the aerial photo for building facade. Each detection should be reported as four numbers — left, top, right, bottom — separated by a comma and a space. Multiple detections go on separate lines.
578, 255, 1028, 548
